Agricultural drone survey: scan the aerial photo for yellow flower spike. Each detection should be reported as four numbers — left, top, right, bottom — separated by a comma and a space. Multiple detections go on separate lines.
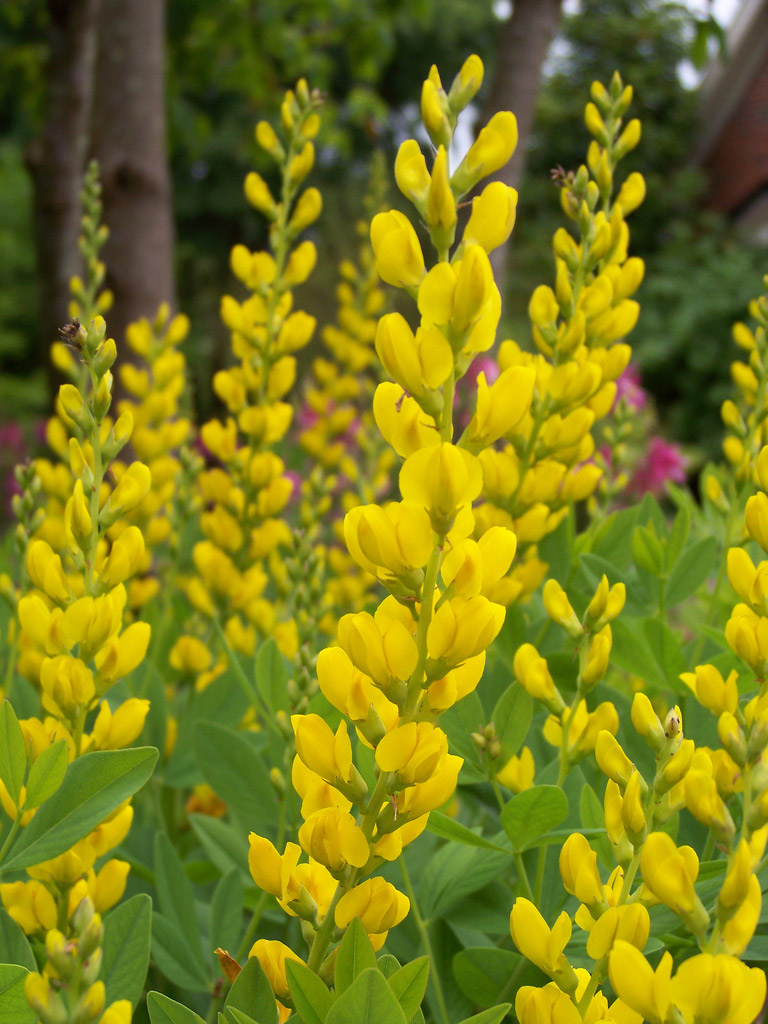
542, 579, 582, 639
630, 692, 666, 752
586, 902, 650, 960
509, 898, 578, 993
608, 942, 672, 1024
452, 111, 518, 195
559, 833, 603, 907
370, 210, 426, 289
462, 181, 518, 253
426, 146, 457, 242
464, 364, 536, 448
513, 643, 565, 713
400, 442, 482, 534
395, 139, 431, 207
426, 595, 505, 670
249, 940, 305, 1002
297, 807, 370, 872
684, 770, 736, 843
595, 730, 634, 787
375, 722, 449, 785
721, 873, 761, 955
334, 877, 410, 934
641, 831, 709, 933
496, 747, 535, 793
620, 770, 647, 845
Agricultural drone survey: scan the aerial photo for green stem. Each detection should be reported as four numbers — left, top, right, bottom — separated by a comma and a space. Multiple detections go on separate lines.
306, 883, 345, 973
400, 858, 450, 1024
211, 616, 281, 736
617, 851, 640, 905
534, 846, 548, 907
0, 814, 22, 870
577, 957, 607, 1017
514, 853, 535, 903
403, 543, 442, 719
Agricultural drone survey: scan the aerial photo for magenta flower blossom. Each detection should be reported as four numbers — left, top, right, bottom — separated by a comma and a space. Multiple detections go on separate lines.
628, 436, 688, 498
613, 362, 647, 412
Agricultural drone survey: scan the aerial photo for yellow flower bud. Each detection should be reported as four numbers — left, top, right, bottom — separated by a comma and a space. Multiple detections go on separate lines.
298, 806, 370, 872
288, 188, 322, 234
640, 831, 709, 933
496, 747, 535, 793
249, 939, 305, 1002
462, 181, 518, 252
559, 832, 603, 907
334, 877, 409, 934
509, 899, 577, 992
513, 644, 564, 713
595, 730, 634, 787
395, 139, 431, 206
586, 903, 650, 960
370, 210, 425, 289
399, 442, 482, 533
453, 111, 518, 194
542, 579, 581, 638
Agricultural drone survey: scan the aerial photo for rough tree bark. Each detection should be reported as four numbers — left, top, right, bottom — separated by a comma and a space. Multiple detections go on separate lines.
26, 0, 101, 367
90, 0, 176, 345
483, 0, 564, 288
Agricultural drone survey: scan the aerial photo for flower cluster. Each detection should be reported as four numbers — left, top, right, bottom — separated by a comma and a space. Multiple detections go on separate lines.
478, 74, 645, 601
245, 53, 529, 1005
186, 81, 323, 666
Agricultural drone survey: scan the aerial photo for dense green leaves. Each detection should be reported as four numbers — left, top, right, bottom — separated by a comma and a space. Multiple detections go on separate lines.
0, 701, 26, 807
102, 894, 152, 1007
147, 992, 207, 1024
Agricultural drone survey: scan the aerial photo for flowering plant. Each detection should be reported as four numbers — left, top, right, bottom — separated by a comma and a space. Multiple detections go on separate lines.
0, 54, 767, 1024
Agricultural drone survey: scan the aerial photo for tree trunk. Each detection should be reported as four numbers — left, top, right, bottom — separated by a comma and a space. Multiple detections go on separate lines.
26, 0, 100, 372
484, 0, 564, 288
90, 0, 175, 345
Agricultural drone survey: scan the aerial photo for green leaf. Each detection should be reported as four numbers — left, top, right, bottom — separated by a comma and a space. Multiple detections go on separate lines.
255, 637, 290, 714
611, 618, 668, 689
225, 956, 278, 1024
211, 870, 244, 957
440, 694, 486, 783
426, 813, 508, 852
147, 991, 207, 1024
500, 785, 568, 852
666, 537, 718, 606
189, 813, 250, 880
665, 503, 690, 569
326, 968, 407, 1024
193, 722, 278, 829
0, 701, 26, 807
0, 907, 36, 970
453, 948, 520, 1008
4, 746, 158, 870
419, 845, 510, 919
286, 960, 334, 1024
0, 964, 36, 1024
455, 1007, 512, 1024
492, 684, 532, 762
23, 739, 67, 810
102, 894, 152, 1007
154, 832, 209, 982
226, 1011, 262, 1024
642, 618, 687, 687
376, 953, 401, 978
388, 958, 429, 1020
152, 912, 211, 992
631, 523, 665, 577
335, 918, 377, 995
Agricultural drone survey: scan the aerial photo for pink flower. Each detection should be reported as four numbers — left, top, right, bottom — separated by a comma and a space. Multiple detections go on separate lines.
613, 363, 646, 412
628, 437, 688, 498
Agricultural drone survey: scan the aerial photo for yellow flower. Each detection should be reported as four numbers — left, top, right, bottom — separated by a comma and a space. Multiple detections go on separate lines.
509, 898, 577, 992
496, 747, 535, 793
298, 807, 370, 872
640, 831, 709, 932
586, 903, 650, 960
463, 181, 518, 253
559, 833, 603, 908
249, 940, 305, 1002
375, 722, 449, 785
400, 442, 482, 533
334, 877, 410, 934
370, 210, 425, 289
